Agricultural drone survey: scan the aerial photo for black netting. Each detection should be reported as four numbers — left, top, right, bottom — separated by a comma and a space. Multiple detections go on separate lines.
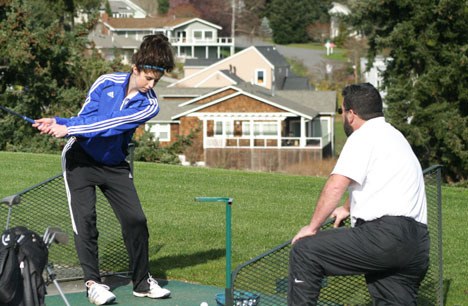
0, 174, 129, 280
231, 165, 443, 306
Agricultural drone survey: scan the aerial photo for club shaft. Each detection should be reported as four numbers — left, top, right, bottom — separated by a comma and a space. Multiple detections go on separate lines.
0, 105, 35, 123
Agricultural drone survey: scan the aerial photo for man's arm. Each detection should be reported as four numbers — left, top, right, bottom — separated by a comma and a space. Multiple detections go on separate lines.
292, 174, 351, 243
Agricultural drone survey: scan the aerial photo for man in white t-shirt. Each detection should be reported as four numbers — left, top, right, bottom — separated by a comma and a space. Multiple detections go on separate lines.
288, 83, 429, 305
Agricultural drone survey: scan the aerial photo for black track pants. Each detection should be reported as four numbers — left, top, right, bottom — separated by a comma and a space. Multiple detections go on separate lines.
62, 140, 151, 292
288, 216, 430, 306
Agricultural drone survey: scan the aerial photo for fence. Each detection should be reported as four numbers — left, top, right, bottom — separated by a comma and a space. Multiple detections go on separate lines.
0, 145, 135, 280
231, 165, 444, 306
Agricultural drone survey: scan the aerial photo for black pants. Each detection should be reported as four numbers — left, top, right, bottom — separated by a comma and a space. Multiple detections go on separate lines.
288, 216, 430, 305
62, 139, 150, 292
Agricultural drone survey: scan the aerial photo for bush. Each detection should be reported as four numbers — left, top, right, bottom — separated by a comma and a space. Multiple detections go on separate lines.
133, 128, 198, 164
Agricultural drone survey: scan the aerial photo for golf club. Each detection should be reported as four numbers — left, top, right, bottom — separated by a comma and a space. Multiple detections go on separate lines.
0, 105, 35, 124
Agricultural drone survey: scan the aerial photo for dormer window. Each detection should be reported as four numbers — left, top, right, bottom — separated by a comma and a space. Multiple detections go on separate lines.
255, 69, 266, 86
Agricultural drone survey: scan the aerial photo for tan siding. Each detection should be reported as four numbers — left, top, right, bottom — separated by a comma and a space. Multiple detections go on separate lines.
174, 48, 273, 88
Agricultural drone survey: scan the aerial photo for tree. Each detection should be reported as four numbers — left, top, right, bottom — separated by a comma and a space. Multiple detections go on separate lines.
236, 0, 268, 38
0, 0, 123, 152
168, 0, 232, 35
349, 0, 468, 182
158, 0, 169, 15
267, 0, 331, 44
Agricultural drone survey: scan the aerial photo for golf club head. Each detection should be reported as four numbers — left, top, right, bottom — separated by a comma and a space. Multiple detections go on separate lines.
43, 227, 69, 246
0, 194, 21, 207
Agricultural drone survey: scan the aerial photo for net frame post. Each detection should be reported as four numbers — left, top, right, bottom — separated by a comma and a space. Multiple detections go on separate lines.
423, 164, 444, 305
195, 197, 234, 306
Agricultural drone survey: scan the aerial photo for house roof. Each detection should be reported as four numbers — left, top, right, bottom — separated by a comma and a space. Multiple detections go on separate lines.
109, 1, 134, 15
151, 84, 336, 123
168, 46, 275, 88
329, 2, 351, 15
219, 70, 244, 84
104, 17, 220, 31
88, 32, 140, 49
155, 86, 214, 98
234, 83, 335, 116
256, 46, 289, 67
154, 100, 189, 121
184, 58, 220, 67
274, 90, 337, 113
281, 76, 313, 90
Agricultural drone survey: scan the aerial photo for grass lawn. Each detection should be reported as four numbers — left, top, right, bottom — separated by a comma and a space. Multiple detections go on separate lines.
0, 151, 466, 304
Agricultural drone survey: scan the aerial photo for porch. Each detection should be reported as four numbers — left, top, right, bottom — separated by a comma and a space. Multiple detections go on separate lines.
199, 116, 332, 150
204, 136, 326, 148
169, 37, 234, 59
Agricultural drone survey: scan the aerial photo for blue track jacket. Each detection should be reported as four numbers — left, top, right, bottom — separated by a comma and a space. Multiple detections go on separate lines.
56, 72, 160, 165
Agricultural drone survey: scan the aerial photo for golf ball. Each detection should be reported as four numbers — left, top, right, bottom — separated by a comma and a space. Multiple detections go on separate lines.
200, 302, 209, 306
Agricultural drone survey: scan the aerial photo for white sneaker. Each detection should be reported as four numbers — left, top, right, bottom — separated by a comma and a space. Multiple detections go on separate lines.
133, 276, 171, 299
86, 281, 116, 305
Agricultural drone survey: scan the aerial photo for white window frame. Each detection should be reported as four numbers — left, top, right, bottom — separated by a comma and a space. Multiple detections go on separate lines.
148, 123, 170, 141
255, 69, 266, 86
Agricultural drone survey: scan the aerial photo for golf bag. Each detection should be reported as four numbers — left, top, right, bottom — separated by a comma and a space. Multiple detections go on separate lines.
0, 226, 48, 306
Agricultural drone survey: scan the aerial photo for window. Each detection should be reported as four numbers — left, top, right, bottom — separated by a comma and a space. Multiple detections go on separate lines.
253, 121, 277, 136
225, 121, 233, 136
289, 120, 300, 137
255, 69, 266, 86
193, 31, 203, 40
214, 120, 233, 137
242, 122, 251, 136
311, 118, 329, 138
148, 123, 170, 141
205, 31, 213, 40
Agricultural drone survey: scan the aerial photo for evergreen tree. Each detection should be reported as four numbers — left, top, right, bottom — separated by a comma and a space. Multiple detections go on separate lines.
158, 0, 169, 15
0, 0, 124, 152
267, 0, 331, 44
349, 0, 467, 182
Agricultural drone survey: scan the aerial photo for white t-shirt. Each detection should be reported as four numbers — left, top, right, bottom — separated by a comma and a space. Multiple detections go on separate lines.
332, 117, 427, 226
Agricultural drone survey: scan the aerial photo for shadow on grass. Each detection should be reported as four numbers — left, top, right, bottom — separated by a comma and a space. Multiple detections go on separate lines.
149, 247, 226, 280
443, 279, 451, 305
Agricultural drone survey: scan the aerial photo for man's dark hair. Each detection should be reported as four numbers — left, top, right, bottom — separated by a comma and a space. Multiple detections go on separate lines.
132, 34, 175, 73
342, 83, 384, 120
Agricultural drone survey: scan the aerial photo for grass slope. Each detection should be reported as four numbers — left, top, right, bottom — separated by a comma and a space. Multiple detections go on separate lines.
0, 151, 466, 304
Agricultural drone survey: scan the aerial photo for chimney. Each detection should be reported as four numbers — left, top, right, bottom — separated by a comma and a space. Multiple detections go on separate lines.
271, 68, 275, 96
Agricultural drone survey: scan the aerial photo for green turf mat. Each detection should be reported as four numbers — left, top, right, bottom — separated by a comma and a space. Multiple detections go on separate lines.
45, 280, 223, 306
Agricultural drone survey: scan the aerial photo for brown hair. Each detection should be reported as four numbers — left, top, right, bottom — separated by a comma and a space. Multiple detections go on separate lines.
132, 34, 175, 73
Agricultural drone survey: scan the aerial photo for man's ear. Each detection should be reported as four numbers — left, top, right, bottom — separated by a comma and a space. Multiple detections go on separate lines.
346, 109, 356, 122
132, 65, 139, 74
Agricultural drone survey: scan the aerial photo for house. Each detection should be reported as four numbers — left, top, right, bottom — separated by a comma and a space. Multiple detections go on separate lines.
89, 16, 234, 63
329, 2, 351, 39
106, 0, 147, 18
148, 83, 336, 171
169, 45, 312, 91
361, 56, 388, 101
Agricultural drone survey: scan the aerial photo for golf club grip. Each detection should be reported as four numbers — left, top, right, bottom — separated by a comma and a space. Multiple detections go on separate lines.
0, 105, 35, 124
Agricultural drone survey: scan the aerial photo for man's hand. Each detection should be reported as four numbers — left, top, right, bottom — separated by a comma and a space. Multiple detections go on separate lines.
292, 225, 318, 244
330, 206, 350, 228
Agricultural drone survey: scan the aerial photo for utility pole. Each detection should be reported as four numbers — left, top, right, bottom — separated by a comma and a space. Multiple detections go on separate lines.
231, 0, 236, 56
